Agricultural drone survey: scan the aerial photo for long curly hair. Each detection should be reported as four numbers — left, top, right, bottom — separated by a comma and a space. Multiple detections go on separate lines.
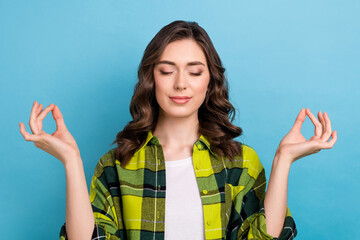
112, 20, 243, 167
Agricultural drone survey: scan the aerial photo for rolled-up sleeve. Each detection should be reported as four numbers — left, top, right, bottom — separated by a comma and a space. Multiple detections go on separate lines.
59, 152, 124, 239
236, 146, 297, 240
59, 222, 107, 240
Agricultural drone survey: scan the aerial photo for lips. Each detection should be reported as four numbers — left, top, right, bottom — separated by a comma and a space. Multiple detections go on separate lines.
169, 96, 191, 104
170, 96, 191, 99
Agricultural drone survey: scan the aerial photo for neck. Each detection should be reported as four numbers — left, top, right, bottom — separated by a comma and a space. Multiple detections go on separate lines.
153, 111, 200, 149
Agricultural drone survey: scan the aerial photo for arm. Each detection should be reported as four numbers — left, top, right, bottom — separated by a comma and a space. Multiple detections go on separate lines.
264, 154, 291, 237
18, 102, 95, 239
18, 102, 121, 239
63, 154, 95, 240
264, 108, 337, 237
60, 150, 125, 239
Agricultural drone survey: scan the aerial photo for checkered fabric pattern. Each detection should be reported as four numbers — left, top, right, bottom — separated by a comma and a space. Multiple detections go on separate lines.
59, 130, 297, 239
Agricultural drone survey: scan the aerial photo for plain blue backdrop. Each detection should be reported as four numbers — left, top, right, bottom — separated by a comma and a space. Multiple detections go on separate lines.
1, 0, 359, 239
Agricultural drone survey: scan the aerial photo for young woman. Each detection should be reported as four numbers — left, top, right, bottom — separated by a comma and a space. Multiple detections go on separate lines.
19, 20, 337, 240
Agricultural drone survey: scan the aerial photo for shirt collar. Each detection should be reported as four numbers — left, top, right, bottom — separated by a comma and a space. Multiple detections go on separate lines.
134, 130, 215, 156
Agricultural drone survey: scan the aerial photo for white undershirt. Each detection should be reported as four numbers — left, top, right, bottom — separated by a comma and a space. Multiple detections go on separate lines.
164, 156, 205, 240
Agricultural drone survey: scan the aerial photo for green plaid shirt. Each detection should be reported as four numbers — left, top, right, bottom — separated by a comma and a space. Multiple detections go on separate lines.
59, 131, 297, 239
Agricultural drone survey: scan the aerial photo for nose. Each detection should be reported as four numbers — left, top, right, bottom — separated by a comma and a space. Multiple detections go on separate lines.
174, 70, 187, 90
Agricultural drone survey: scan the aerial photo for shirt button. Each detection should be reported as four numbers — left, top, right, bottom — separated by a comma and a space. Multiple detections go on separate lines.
197, 144, 202, 150
202, 190, 208, 194
158, 185, 161, 190
207, 220, 211, 226
195, 165, 200, 170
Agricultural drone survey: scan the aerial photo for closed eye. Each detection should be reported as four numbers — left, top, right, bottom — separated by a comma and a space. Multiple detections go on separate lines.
190, 72, 202, 76
160, 71, 172, 75
159, 71, 202, 76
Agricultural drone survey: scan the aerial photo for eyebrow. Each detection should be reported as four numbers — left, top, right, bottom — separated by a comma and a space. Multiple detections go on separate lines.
156, 60, 205, 67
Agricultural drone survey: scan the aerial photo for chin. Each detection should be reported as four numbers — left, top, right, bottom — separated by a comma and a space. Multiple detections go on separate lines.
161, 108, 197, 119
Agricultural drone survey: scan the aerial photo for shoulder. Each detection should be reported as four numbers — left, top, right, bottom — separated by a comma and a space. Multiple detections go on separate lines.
236, 142, 264, 180
93, 147, 118, 178
241, 144, 260, 163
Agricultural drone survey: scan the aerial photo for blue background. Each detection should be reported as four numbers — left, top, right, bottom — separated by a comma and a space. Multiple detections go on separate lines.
1, 0, 359, 239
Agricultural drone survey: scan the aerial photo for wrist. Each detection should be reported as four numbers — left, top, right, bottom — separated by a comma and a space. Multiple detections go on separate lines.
273, 153, 292, 170
63, 153, 83, 171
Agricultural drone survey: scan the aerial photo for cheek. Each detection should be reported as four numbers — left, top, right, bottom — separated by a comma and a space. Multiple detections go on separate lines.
154, 79, 170, 104
196, 77, 210, 94
192, 81, 209, 105
155, 80, 167, 94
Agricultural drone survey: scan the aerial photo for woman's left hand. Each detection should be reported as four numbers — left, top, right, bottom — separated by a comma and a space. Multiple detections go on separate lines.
276, 108, 337, 165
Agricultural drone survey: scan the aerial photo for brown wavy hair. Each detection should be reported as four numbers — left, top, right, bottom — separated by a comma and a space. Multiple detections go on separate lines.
112, 20, 243, 167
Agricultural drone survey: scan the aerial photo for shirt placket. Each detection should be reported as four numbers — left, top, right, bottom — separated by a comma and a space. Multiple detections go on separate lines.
193, 140, 225, 240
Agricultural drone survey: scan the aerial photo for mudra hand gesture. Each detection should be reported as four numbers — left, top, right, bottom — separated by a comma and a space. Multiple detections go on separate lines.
276, 108, 338, 164
19, 101, 80, 166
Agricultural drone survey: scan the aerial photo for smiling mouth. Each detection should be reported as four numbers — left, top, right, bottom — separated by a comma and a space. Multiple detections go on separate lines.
169, 97, 191, 104
170, 96, 191, 99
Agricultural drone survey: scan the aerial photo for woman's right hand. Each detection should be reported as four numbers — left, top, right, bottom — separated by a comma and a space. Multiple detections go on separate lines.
19, 101, 81, 166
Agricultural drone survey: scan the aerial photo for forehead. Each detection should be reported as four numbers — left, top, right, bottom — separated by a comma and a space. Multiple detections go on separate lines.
158, 39, 207, 65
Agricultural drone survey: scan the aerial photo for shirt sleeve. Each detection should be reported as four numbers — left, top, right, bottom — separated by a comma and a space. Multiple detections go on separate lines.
59, 151, 125, 240
236, 145, 297, 240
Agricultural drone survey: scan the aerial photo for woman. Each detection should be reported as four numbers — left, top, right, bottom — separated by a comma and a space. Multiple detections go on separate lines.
19, 20, 337, 240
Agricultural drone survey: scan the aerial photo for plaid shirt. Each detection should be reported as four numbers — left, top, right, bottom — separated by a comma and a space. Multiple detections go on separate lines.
59, 131, 297, 239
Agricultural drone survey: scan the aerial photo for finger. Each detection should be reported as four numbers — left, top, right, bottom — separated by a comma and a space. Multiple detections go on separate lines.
37, 103, 55, 121
292, 108, 306, 132
321, 130, 337, 149
318, 111, 326, 139
19, 122, 41, 142
29, 101, 40, 134
318, 111, 325, 128
52, 105, 67, 131
306, 108, 322, 137
36, 103, 43, 116
321, 112, 333, 142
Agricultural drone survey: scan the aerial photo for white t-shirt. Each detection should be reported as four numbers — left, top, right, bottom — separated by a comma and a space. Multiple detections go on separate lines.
164, 156, 206, 240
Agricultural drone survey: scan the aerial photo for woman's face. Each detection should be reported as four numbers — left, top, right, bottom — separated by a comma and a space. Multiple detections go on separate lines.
153, 39, 210, 120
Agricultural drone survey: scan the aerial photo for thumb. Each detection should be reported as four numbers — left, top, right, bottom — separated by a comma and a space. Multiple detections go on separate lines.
291, 108, 306, 132
52, 105, 67, 131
